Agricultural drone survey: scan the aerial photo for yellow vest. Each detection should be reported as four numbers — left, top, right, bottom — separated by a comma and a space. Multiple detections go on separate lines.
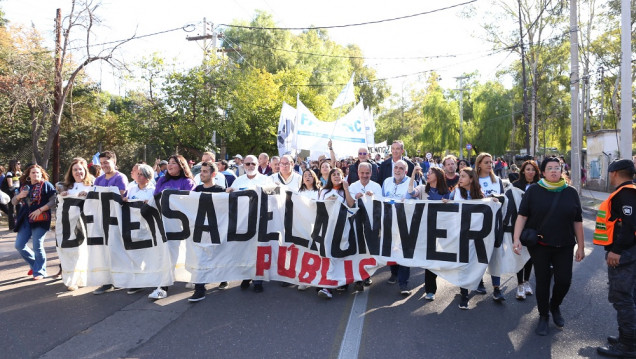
593, 184, 636, 245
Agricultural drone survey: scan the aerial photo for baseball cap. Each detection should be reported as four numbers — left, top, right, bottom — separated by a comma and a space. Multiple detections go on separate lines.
608, 159, 635, 174
234, 154, 243, 160
159, 160, 168, 165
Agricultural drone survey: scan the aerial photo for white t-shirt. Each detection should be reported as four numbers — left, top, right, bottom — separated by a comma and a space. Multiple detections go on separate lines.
127, 184, 156, 204
67, 182, 94, 195
230, 173, 270, 190
318, 188, 346, 204
298, 189, 319, 200
269, 172, 302, 193
382, 177, 410, 200
349, 180, 382, 199
479, 176, 502, 197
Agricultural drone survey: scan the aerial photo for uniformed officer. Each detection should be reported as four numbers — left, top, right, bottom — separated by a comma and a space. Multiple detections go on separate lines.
596, 159, 636, 358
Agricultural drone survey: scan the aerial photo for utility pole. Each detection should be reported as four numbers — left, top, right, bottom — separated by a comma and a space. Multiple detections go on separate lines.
530, 61, 537, 156
569, 0, 581, 192
52, 8, 62, 182
517, 0, 530, 155
619, 0, 632, 158
598, 67, 604, 129
455, 76, 468, 159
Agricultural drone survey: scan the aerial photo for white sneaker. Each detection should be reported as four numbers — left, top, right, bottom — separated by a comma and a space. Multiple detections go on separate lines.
297, 284, 309, 291
524, 282, 534, 296
516, 285, 526, 300
148, 288, 167, 300
317, 288, 332, 299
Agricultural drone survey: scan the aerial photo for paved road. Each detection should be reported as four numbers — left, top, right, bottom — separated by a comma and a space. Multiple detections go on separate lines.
0, 210, 618, 359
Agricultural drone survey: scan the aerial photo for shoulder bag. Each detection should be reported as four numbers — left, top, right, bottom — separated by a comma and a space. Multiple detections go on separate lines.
520, 190, 562, 247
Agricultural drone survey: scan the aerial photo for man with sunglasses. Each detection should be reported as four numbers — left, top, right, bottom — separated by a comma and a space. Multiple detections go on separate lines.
347, 147, 379, 185
226, 155, 270, 193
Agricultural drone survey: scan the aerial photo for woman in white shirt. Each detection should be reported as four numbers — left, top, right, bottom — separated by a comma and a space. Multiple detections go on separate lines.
124, 164, 156, 206
60, 158, 94, 197
298, 169, 320, 200
316, 168, 354, 299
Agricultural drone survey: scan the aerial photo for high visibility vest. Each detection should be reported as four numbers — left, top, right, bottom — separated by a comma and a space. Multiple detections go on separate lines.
593, 184, 636, 245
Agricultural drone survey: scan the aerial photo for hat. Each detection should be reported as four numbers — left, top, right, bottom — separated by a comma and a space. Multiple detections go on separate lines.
608, 159, 635, 174
159, 160, 168, 165
234, 154, 243, 160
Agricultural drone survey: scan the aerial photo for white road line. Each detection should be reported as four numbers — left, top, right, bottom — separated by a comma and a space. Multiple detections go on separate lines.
338, 289, 369, 359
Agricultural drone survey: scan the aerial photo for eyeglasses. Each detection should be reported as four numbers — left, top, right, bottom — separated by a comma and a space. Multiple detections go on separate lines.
358, 152, 368, 155
244, 163, 256, 166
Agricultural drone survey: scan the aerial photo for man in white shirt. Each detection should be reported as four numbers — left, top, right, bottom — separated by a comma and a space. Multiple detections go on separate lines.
349, 162, 382, 200
193, 152, 226, 188
227, 155, 271, 192
381, 160, 412, 296
269, 155, 302, 193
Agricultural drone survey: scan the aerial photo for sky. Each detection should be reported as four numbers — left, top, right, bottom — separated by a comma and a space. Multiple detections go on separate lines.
1, 0, 516, 97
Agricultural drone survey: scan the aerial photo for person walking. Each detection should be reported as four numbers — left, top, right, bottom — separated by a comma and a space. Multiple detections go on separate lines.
595, 160, 636, 357
512, 156, 585, 336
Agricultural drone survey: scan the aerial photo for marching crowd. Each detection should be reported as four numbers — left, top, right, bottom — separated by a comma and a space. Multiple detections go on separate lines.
2, 141, 636, 356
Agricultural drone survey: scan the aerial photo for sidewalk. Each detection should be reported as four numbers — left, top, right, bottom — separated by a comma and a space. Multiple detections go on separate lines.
579, 187, 609, 212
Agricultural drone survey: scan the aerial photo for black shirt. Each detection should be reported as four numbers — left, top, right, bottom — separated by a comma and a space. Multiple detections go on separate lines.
607, 181, 636, 254
195, 184, 225, 193
445, 174, 459, 189
518, 184, 582, 247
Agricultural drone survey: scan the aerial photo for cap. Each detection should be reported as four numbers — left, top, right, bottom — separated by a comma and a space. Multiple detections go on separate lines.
608, 159, 635, 174
234, 154, 243, 160
159, 160, 168, 165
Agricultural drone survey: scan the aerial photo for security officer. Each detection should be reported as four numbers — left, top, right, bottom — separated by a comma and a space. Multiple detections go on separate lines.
596, 159, 636, 358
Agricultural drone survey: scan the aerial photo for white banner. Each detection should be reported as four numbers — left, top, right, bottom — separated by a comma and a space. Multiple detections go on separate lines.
56, 187, 522, 290
364, 106, 375, 147
331, 72, 355, 108
276, 102, 296, 157
295, 98, 367, 158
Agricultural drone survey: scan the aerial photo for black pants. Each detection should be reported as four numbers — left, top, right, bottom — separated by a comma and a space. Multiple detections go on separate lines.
516, 259, 533, 284
424, 269, 437, 294
528, 244, 574, 317
607, 246, 636, 339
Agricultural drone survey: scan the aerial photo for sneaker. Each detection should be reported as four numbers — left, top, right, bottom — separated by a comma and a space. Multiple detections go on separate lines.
188, 289, 206, 302
148, 288, 168, 300
253, 283, 264, 293
353, 281, 364, 292
524, 282, 534, 296
492, 287, 505, 301
400, 286, 411, 296
67, 285, 78, 291
387, 275, 397, 284
240, 280, 251, 289
516, 285, 526, 300
364, 277, 373, 286
297, 284, 309, 291
127, 288, 143, 295
185, 282, 195, 289
93, 284, 115, 295
551, 306, 565, 328
318, 288, 333, 299
425, 293, 435, 301
459, 296, 469, 310
218, 281, 228, 290
475, 282, 487, 294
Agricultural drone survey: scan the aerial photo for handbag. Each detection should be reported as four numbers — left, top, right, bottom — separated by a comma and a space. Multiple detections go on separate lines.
520, 190, 562, 247
28, 210, 50, 223
26, 182, 50, 224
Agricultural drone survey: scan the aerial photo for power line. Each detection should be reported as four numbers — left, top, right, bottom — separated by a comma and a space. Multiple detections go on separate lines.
217, 1, 478, 31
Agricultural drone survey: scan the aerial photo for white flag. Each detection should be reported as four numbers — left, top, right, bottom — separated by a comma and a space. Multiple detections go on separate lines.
331, 72, 355, 109
277, 102, 297, 156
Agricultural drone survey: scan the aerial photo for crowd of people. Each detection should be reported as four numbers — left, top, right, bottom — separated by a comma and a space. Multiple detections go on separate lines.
2, 142, 635, 354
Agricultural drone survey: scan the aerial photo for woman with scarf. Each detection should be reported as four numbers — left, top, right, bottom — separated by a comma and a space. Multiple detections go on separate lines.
512, 156, 585, 336
12, 164, 56, 280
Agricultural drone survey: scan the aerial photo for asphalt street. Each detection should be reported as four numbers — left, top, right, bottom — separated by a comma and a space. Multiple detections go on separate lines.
0, 209, 619, 359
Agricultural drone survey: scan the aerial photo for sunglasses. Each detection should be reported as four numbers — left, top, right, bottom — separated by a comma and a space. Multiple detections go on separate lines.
244, 163, 256, 166
358, 152, 368, 155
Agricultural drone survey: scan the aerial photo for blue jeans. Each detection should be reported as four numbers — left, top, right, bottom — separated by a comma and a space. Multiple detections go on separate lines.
390, 264, 410, 287
15, 221, 48, 277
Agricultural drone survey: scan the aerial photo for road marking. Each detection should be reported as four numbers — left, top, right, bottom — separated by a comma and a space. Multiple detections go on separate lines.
338, 289, 369, 359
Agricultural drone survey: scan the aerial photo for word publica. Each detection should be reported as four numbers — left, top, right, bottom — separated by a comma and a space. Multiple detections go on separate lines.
59, 189, 504, 265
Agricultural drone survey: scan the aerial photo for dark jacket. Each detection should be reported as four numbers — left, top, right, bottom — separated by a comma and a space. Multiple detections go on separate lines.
347, 160, 379, 184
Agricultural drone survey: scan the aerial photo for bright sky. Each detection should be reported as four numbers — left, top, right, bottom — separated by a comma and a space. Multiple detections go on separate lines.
2, 0, 515, 97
